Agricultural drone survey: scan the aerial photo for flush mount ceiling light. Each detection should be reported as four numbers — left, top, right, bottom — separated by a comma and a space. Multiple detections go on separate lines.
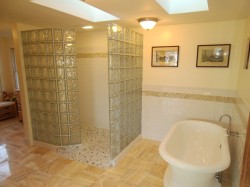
155, 0, 208, 14
138, 18, 158, 30
30, 0, 119, 22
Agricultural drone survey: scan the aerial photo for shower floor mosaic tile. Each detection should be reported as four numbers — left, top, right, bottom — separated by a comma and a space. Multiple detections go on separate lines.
0, 118, 167, 187
56, 125, 111, 167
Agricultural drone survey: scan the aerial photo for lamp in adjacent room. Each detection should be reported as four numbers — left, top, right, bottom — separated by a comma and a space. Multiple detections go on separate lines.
138, 18, 158, 30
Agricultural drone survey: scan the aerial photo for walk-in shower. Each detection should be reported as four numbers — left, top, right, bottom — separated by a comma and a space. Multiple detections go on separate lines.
21, 24, 143, 167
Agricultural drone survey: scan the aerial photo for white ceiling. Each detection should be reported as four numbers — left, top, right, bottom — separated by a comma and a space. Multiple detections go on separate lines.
0, 0, 250, 33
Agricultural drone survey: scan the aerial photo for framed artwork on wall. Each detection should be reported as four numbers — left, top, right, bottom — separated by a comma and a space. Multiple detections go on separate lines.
245, 39, 250, 70
151, 46, 179, 67
196, 44, 231, 68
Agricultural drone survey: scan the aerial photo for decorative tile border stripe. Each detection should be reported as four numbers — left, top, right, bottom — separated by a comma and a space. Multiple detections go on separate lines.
142, 90, 236, 103
235, 97, 249, 128
77, 53, 107, 58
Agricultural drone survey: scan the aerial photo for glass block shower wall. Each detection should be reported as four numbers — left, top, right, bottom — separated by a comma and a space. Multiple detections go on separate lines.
22, 29, 81, 146
108, 24, 143, 159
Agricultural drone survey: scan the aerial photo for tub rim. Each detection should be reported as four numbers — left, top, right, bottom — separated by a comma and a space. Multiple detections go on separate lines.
159, 120, 231, 173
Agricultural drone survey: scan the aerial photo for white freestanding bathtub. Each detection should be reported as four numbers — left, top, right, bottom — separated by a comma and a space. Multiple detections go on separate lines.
159, 120, 230, 187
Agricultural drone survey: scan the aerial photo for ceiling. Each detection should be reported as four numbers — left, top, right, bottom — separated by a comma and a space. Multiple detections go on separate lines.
0, 0, 250, 33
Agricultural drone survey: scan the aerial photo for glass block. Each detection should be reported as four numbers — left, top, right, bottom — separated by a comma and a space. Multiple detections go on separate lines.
62, 136, 70, 146
67, 91, 78, 102
47, 56, 54, 67
131, 31, 135, 43
66, 79, 78, 90
64, 29, 75, 42
111, 132, 120, 147
54, 136, 62, 146
111, 97, 118, 110
119, 55, 125, 68
49, 80, 56, 90
44, 29, 52, 41
46, 43, 53, 54
120, 93, 126, 106
30, 44, 37, 55
130, 69, 135, 79
55, 43, 63, 54
69, 125, 81, 135
37, 102, 44, 111
38, 30, 45, 41
60, 114, 68, 124
55, 55, 65, 67
68, 103, 79, 113
51, 93, 58, 102
30, 31, 38, 42
108, 24, 118, 40
57, 80, 66, 90
118, 41, 124, 54
120, 81, 126, 93
41, 44, 47, 54
109, 109, 120, 123
125, 80, 130, 92
36, 68, 42, 77
70, 135, 81, 145
64, 43, 76, 54
65, 56, 76, 67
48, 114, 59, 124
57, 68, 65, 79
48, 68, 55, 79
109, 69, 118, 83
58, 92, 66, 101
21, 31, 28, 42
51, 103, 58, 112
120, 69, 125, 81
117, 26, 124, 40
66, 68, 77, 79
109, 83, 120, 97
69, 114, 80, 124
41, 68, 48, 79
124, 29, 130, 42
54, 29, 63, 41
61, 126, 70, 135
108, 40, 118, 54
43, 80, 49, 90
108, 55, 118, 69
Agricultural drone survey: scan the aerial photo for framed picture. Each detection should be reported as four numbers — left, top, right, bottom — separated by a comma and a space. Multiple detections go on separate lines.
196, 44, 231, 67
151, 46, 179, 67
245, 39, 250, 69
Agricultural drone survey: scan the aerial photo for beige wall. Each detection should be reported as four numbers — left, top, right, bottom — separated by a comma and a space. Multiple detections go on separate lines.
139, 20, 245, 90
0, 36, 15, 92
237, 16, 250, 108
76, 31, 109, 129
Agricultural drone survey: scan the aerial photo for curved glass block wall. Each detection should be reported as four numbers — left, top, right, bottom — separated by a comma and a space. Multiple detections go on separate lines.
108, 24, 143, 159
21, 29, 81, 146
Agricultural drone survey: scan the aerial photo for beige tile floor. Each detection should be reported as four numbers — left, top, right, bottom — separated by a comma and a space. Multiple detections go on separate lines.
0, 118, 167, 187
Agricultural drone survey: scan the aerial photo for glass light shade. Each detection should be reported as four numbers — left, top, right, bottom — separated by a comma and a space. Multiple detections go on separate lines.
138, 18, 158, 30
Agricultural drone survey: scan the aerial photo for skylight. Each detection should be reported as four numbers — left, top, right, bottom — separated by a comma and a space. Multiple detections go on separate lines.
155, 0, 209, 14
30, 0, 119, 22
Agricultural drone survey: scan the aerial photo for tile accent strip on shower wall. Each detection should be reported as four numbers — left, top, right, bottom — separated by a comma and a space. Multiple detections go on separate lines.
77, 53, 107, 58
143, 90, 236, 103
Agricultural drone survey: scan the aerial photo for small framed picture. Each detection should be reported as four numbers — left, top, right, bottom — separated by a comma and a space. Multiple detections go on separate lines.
151, 46, 179, 67
196, 44, 231, 67
245, 39, 250, 69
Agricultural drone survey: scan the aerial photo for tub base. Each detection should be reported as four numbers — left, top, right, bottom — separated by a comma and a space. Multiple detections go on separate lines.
164, 167, 221, 187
